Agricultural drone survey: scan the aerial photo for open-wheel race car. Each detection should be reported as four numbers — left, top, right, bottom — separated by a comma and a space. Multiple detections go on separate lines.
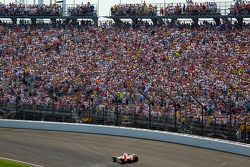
112, 153, 138, 164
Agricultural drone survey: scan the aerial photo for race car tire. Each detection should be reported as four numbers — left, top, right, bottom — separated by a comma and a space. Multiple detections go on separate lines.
112, 157, 116, 162
120, 159, 125, 164
134, 156, 138, 162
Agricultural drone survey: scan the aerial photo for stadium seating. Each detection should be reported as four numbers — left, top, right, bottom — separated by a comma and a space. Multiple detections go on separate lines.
0, 1, 249, 141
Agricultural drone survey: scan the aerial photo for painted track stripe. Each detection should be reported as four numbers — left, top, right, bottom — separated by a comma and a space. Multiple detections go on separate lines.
0, 157, 44, 167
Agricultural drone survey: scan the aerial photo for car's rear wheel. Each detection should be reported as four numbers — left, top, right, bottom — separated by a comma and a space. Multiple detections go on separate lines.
112, 157, 116, 162
120, 159, 125, 164
134, 156, 138, 162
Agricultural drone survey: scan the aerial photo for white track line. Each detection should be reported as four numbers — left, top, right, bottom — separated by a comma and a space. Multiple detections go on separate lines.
0, 157, 44, 167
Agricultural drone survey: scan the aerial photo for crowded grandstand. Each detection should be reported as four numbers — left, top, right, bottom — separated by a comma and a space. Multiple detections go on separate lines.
0, 0, 249, 142
68, 2, 95, 16
0, 3, 63, 16
0, 1, 96, 16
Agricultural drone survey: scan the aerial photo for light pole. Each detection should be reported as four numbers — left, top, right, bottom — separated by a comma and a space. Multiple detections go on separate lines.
97, 0, 99, 16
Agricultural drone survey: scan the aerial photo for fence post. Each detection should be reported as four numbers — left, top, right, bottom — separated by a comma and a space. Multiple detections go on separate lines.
214, 117, 216, 136
245, 118, 247, 142
116, 100, 119, 126
16, 77, 20, 120
103, 106, 105, 125
33, 106, 36, 121
88, 98, 91, 119
164, 112, 167, 131
174, 104, 177, 131
133, 109, 136, 128
228, 100, 235, 140
229, 108, 232, 140
148, 102, 151, 129
15, 97, 18, 120
22, 109, 25, 120
52, 97, 55, 121
40, 106, 43, 121
201, 106, 204, 136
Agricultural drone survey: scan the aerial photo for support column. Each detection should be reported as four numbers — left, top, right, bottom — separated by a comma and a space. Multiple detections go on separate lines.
151, 17, 157, 26
71, 18, 77, 26
63, 18, 71, 24
31, 18, 37, 25
214, 18, 221, 26
171, 18, 177, 26
157, 18, 165, 25
236, 17, 243, 29
93, 17, 98, 26
132, 18, 138, 25
113, 18, 122, 25
11, 18, 17, 25
222, 18, 230, 24
192, 18, 199, 27
50, 18, 57, 25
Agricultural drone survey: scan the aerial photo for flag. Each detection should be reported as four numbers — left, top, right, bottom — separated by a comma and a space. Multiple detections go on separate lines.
175, 51, 180, 57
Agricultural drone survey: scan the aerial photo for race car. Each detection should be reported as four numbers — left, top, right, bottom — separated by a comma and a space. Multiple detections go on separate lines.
112, 153, 138, 164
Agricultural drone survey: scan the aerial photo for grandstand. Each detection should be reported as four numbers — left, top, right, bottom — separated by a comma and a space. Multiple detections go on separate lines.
0, 0, 98, 25
0, 0, 249, 144
0, 0, 249, 25
108, 0, 250, 27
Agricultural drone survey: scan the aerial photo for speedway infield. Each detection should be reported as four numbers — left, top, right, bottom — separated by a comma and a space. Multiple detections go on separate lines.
0, 128, 249, 167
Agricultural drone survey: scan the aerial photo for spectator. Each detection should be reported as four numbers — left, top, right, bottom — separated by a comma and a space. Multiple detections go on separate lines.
68, 2, 95, 16
0, 3, 62, 16
111, 3, 157, 16
230, 0, 250, 15
162, 1, 218, 16
0, 15, 249, 133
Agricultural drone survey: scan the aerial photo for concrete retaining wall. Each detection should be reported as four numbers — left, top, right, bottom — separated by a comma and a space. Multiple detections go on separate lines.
0, 119, 249, 156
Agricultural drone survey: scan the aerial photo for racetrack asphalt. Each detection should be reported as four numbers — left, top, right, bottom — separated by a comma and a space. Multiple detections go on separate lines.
0, 128, 249, 167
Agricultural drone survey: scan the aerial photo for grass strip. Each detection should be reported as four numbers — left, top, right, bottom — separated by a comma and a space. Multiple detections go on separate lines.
0, 159, 31, 167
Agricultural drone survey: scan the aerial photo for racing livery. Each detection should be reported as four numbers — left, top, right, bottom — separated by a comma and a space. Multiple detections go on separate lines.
112, 153, 138, 164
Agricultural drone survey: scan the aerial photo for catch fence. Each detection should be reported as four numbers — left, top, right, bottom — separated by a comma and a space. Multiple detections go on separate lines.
0, 102, 249, 143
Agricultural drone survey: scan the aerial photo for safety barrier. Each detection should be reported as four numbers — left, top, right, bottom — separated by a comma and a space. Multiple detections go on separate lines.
0, 119, 249, 156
